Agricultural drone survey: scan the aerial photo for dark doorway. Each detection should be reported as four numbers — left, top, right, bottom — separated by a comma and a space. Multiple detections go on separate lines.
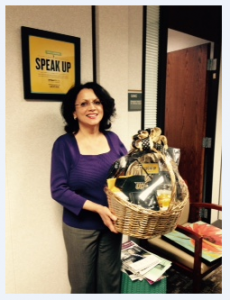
157, 6, 221, 222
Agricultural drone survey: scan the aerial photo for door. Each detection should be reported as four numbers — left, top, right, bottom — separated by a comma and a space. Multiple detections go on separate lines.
164, 43, 210, 203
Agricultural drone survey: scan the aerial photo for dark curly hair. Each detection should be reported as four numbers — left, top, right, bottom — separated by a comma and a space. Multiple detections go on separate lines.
61, 82, 116, 134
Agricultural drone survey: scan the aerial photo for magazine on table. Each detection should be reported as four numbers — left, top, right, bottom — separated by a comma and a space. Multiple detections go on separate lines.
121, 267, 144, 281
143, 256, 172, 282
121, 240, 172, 283
121, 241, 161, 275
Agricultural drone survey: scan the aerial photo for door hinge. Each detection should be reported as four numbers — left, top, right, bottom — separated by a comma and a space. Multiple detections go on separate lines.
202, 137, 212, 148
207, 58, 217, 71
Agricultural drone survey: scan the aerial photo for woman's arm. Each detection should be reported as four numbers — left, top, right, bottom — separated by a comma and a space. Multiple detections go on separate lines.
51, 137, 86, 215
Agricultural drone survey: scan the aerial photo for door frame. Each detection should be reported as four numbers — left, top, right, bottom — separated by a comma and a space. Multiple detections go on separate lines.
156, 6, 221, 221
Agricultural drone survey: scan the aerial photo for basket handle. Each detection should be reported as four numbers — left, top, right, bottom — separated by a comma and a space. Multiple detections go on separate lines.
150, 147, 177, 209
131, 128, 176, 209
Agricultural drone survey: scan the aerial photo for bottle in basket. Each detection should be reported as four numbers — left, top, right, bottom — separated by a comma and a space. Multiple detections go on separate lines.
156, 184, 172, 211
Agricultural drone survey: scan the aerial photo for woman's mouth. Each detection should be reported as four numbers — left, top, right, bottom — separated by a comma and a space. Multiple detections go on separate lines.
86, 113, 98, 119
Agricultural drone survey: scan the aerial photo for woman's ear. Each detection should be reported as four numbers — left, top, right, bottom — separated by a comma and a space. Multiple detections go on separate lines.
73, 113, 77, 120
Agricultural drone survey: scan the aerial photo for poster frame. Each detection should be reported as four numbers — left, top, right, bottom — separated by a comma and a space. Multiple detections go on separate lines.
21, 26, 80, 101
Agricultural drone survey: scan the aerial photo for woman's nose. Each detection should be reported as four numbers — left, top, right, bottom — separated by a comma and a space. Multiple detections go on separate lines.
89, 103, 96, 109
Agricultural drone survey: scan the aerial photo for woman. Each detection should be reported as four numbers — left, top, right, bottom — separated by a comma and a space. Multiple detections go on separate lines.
50, 82, 127, 293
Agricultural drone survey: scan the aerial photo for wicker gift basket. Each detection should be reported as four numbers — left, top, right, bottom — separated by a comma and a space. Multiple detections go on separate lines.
105, 127, 189, 239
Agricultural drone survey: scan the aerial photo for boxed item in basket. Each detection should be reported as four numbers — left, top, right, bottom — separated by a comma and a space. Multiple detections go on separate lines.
105, 127, 189, 239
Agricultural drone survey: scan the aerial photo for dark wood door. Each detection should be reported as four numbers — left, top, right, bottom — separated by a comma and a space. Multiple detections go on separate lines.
164, 43, 210, 203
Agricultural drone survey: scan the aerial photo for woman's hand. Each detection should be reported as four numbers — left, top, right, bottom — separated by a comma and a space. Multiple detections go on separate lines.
83, 200, 119, 233
96, 205, 119, 233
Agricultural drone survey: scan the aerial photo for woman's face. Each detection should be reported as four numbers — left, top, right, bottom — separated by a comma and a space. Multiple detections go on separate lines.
73, 88, 104, 129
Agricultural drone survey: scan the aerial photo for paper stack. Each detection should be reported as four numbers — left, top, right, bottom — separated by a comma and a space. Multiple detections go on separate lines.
121, 240, 172, 284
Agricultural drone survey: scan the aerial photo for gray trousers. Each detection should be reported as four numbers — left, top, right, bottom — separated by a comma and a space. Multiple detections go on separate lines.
62, 222, 122, 293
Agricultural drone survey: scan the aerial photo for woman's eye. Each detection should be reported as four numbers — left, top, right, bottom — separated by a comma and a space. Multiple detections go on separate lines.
80, 102, 87, 107
94, 101, 101, 105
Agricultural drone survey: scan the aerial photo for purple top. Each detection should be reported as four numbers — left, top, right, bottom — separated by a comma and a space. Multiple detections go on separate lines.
51, 131, 127, 230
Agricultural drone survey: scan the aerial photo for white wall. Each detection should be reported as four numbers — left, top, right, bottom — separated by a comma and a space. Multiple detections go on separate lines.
5, 5, 143, 293
167, 29, 209, 53
96, 6, 142, 149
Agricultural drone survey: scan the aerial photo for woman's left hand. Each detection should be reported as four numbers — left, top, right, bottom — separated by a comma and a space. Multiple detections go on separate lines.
97, 205, 119, 233
83, 200, 119, 233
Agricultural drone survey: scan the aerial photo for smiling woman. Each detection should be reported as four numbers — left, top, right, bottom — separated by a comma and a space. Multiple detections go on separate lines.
50, 81, 128, 293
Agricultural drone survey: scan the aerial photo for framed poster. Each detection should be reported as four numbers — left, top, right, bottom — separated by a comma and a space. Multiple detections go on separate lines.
21, 26, 80, 101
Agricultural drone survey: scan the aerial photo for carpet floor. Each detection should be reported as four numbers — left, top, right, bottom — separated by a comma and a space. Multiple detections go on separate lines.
166, 265, 222, 294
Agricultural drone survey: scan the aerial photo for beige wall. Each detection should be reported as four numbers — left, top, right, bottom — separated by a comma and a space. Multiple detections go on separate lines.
5, 6, 143, 293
